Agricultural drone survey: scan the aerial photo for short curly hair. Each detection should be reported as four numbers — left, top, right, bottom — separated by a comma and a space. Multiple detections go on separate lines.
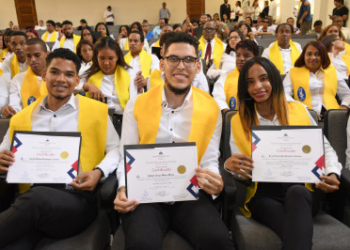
235, 40, 259, 57
46, 48, 81, 73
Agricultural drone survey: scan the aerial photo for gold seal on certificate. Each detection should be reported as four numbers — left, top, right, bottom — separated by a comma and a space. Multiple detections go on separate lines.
177, 165, 186, 174
60, 151, 69, 159
302, 145, 311, 154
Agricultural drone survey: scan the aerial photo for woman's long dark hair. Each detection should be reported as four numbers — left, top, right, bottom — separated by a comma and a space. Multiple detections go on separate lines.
85, 37, 130, 79
95, 22, 110, 36
225, 30, 245, 54
294, 41, 330, 69
238, 57, 289, 137
80, 27, 97, 44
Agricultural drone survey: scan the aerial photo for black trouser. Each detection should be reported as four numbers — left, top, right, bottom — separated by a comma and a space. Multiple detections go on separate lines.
121, 190, 235, 250
113, 114, 123, 137
247, 184, 321, 250
106, 22, 114, 26
0, 185, 97, 248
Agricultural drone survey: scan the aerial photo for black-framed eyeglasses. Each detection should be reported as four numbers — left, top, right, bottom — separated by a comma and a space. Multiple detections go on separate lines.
164, 55, 199, 68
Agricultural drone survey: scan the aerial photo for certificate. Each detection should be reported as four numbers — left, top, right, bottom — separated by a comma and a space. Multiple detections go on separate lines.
251, 126, 324, 183
6, 131, 81, 184
125, 143, 199, 203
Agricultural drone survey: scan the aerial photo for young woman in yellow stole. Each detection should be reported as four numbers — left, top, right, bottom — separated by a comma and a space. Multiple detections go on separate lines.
283, 41, 350, 119
225, 57, 341, 249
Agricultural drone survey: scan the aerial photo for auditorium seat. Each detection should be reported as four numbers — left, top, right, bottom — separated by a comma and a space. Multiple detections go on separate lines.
222, 110, 350, 250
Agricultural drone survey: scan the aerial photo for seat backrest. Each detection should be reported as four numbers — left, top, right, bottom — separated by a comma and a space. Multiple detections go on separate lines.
258, 46, 264, 56
308, 109, 318, 124
0, 119, 10, 144
148, 37, 158, 45
324, 109, 350, 166
222, 110, 237, 162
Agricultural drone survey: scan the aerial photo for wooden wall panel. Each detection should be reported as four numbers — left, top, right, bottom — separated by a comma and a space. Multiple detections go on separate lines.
186, 0, 205, 21
14, 0, 38, 29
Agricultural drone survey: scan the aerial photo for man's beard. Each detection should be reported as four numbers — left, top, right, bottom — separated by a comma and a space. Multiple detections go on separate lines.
164, 77, 191, 96
65, 33, 73, 39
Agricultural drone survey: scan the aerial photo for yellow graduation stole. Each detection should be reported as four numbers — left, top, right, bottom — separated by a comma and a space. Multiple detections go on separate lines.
340, 54, 350, 76
149, 69, 164, 89
134, 85, 219, 164
198, 36, 225, 69
124, 49, 153, 78
224, 67, 240, 110
86, 66, 130, 109
290, 66, 340, 110
0, 68, 3, 76
0, 48, 8, 62
231, 102, 311, 217
269, 41, 301, 75
344, 42, 350, 57
10, 54, 21, 79
60, 34, 81, 53
9, 95, 108, 193
153, 40, 160, 48
124, 40, 129, 50
42, 31, 57, 42
21, 68, 48, 108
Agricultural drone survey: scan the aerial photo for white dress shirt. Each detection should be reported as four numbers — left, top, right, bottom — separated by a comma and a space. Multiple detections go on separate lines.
8, 70, 43, 113
117, 87, 222, 188
0, 76, 9, 111
127, 54, 159, 97
329, 53, 348, 80
41, 31, 59, 42
220, 52, 236, 73
98, 74, 125, 115
0, 54, 28, 81
0, 94, 120, 177
268, 1, 277, 20
201, 38, 227, 60
212, 72, 232, 111
75, 61, 92, 93
262, 42, 302, 74
52, 38, 75, 53
104, 10, 114, 22
283, 68, 350, 114
226, 106, 342, 179
146, 68, 209, 93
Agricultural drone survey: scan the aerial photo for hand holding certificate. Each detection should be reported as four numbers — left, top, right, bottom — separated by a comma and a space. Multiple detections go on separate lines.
6, 131, 81, 184
252, 126, 325, 183
124, 143, 199, 203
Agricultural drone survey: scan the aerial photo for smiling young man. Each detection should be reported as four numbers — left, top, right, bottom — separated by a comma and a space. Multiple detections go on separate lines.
0, 48, 120, 248
262, 23, 302, 75
1, 38, 48, 118
124, 30, 159, 97
114, 32, 234, 249
52, 20, 81, 53
0, 31, 28, 81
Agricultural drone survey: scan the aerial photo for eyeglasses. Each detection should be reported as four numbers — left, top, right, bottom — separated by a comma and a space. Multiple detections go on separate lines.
263, 21, 269, 23
164, 55, 198, 68
204, 28, 216, 32
229, 36, 240, 40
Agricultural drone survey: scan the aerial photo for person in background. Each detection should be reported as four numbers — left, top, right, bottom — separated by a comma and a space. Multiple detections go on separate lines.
220, 0, 231, 22
75, 40, 94, 93
239, 21, 256, 40
153, 19, 166, 38
159, 2, 171, 24
95, 22, 111, 38
245, 17, 257, 34
332, 15, 350, 40
329, 0, 349, 27
256, 17, 274, 36
55, 22, 62, 34
0, 30, 14, 63
34, 20, 46, 30
51, 20, 81, 53
80, 27, 97, 44
11, 25, 19, 32
268, 0, 277, 24
213, 13, 220, 21
307, 20, 323, 38
262, 0, 269, 17
41, 20, 58, 42
77, 19, 88, 31
104, 6, 115, 25
117, 25, 130, 48
25, 29, 39, 40
142, 20, 155, 42
287, 17, 301, 35
297, 0, 312, 35
252, 0, 260, 24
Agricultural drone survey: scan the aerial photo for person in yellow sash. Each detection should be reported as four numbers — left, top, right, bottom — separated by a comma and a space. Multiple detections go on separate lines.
283, 41, 350, 118
147, 24, 173, 54
0, 48, 120, 248
225, 57, 341, 249
147, 32, 209, 92
1, 38, 48, 118
0, 75, 9, 113
114, 32, 234, 250
321, 35, 350, 81
0, 30, 14, 63
117, 25, 130, 50
0, 31, 28, 82
74, 40, 94, 93
83, 37, 133, 135
213, 40, 259, 114
262, 23, 302, 75
120, 22, 150, 54
51, 20, 81, 53
124, 30, 159, 96
318, 24, 350, 57
41, 20, 58, 43
198, 20, 226, 71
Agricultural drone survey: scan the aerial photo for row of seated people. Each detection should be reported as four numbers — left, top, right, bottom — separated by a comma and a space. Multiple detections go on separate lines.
0, 31, 348, 249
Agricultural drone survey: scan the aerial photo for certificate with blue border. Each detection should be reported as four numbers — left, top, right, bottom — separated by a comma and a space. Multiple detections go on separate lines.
251, 126, 325, 183
6, 131, 81, 184
124, 143, 199, 203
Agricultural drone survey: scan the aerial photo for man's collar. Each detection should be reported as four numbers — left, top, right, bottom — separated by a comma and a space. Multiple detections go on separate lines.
161, 86, 193, 109
40, 94, 77, 112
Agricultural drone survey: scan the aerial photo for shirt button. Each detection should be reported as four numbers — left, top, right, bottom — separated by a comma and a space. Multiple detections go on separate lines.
53, 115, 57, 118
170, 128, 173, 131
171, 111, 174, 114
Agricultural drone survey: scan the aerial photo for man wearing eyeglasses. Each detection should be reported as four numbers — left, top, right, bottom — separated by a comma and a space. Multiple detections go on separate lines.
114, 32, 234, 250
198, 21, 227, 71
